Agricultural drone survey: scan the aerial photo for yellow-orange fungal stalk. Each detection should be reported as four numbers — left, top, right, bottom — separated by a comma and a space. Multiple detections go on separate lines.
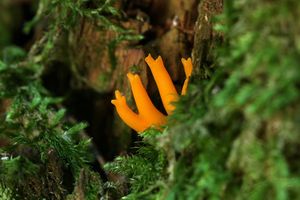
111, 90, 149, 132
181, 58, 193, 78
181, 58, 193, 95
127, 73, 166, 126
111, 54, 193, 133
145, 54, 178, 115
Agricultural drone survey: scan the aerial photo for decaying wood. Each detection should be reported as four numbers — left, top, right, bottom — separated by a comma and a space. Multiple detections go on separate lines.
192, 0, 223, 78
66, 0, 200, 160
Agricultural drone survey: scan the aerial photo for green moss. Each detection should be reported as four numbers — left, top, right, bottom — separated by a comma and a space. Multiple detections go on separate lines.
0, 47, 93, 199
0, 185, 15, 200
67, 169, 104, 200
104, 129, 167, 199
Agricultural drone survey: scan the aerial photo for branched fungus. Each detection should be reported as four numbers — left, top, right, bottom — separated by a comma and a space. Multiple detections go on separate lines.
111, 54, 193, 132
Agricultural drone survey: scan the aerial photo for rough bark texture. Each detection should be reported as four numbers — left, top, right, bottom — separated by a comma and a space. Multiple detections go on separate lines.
192, 0, 223, 78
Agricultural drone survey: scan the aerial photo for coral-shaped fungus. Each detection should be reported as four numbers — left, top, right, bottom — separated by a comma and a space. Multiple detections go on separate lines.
111, 54, 193, 133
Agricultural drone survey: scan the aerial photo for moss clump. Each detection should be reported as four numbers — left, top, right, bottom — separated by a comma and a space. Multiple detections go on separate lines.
0, 46, 95, 199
